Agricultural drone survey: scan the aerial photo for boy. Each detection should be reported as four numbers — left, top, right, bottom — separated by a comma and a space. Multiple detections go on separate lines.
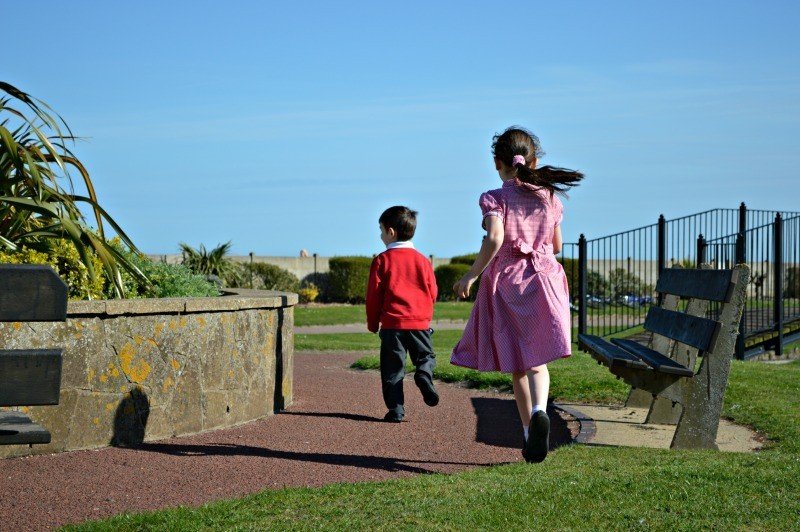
366, 206, 439, 423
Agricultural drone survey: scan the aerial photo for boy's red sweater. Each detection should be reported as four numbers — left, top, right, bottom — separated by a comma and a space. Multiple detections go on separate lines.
366, 247, 438, 333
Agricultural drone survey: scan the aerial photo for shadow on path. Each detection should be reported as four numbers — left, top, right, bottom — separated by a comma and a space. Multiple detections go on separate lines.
135, 442, 490, 475
471, 397, 573, 451
281, 411, 384, 423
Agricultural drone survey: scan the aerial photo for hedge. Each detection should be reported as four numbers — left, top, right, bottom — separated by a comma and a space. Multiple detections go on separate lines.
450, 253, 478, 266
246, 262, 300, 292
328, 256, 373, 303
434, 263, 480, 301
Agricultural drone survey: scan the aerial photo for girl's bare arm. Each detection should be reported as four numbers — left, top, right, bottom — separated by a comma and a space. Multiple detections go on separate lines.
453, 216, 504, 299
553, 225, 563, 254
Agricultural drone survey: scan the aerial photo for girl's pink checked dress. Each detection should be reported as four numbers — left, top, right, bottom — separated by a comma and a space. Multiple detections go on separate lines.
451, 179, 572, 373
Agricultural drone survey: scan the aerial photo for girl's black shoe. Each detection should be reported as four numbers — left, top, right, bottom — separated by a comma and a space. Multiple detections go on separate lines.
524, 410, 550, 463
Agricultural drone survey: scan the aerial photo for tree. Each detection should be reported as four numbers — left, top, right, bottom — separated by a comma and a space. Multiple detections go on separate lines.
0, 82, 145, 297
607, 268, 651, 300
587, 270, 609, 298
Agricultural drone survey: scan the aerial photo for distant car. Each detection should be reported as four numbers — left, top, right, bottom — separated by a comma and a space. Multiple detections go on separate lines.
619, 294, 654, 307
586, 294, 605, 308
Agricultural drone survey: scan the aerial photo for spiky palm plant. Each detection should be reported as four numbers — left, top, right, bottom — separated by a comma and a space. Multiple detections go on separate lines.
0, 81, 146, 297
179, 241, 237, 278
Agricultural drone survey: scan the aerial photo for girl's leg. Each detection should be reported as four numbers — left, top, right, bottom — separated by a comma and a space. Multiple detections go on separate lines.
528, 364, 550, 411
512, 371, 534, 427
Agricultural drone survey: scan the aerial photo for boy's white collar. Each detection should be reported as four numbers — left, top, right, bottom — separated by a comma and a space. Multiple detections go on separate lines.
386, 241, 415, 250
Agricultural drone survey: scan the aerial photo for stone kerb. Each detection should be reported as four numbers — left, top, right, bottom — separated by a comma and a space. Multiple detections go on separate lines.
0, 290, 297, 458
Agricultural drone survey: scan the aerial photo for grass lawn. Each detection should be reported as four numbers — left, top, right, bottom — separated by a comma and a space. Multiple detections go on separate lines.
294, 302, 474, 327
68, 333, 800, 531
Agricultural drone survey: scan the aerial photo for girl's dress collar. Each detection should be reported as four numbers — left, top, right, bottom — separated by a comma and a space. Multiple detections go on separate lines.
502, 178, 544, 194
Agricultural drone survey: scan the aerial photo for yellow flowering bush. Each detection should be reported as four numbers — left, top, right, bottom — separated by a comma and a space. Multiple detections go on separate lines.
0, 240, 105, 300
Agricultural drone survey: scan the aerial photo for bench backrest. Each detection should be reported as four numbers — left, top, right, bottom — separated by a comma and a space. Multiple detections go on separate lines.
644, 267, 745, 355
0, 264, 68, 322
0, 264, 66, 406
0, 349, 63, 406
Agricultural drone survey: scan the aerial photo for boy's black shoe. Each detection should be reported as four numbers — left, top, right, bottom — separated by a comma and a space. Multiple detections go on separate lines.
524, 410, 550, 463
383, 411, 404, 423
414, 371, 439, 407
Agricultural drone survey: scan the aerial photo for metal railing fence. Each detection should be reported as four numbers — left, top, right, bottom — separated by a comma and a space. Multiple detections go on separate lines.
569, 204, 800, 358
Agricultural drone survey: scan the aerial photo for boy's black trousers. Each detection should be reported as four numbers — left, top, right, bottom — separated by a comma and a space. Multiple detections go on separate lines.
379, 328, 436, 416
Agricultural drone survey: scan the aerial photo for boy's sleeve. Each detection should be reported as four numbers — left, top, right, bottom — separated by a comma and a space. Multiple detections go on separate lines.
365, 255, 385, 333
427, 260, 438, 304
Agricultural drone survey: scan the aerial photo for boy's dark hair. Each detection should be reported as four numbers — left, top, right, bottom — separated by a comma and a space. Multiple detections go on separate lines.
379, 206, 417, 241
492, 126, 584, 195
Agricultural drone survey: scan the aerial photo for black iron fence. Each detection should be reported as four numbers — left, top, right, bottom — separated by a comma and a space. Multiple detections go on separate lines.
570, 204, 800, 358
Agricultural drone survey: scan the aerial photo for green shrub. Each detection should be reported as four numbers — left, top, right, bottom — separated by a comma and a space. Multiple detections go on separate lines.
246, 262, 300, 292
0, 240, 105, 300
307, 272, 331, 302
138, 261, 220, 298
328, 256, 373, 303
0, 238, 217, 299
107, 244, 218, 299
435, 263, 480, 301
451, 253, 478, 266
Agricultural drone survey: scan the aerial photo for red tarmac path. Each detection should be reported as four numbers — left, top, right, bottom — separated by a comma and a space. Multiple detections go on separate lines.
0, 352, 576, 530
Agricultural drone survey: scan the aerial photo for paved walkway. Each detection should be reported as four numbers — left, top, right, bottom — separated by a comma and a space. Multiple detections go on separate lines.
0, 352, 576, 531
0, 351, 762, 530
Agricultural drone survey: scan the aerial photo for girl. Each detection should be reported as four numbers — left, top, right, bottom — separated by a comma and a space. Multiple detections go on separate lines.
451, 126, 583, 463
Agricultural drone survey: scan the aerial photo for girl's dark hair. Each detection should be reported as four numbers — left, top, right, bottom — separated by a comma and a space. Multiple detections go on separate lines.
491, 126, 583, 195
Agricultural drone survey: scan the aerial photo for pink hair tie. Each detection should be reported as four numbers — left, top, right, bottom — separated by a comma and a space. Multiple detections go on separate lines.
512, 155, 526, 167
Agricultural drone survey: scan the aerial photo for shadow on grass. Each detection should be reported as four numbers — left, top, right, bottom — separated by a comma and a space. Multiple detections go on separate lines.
471, 397, 573, 451
133, 442, 490, 475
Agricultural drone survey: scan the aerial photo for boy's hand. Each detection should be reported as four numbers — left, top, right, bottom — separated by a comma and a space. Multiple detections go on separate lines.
453, 275, 476, 299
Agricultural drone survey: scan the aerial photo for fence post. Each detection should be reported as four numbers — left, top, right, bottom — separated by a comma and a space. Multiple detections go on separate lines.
774, 213, 784, 356
249, 251, 254, 289
735, 232, 746, 359
657, 214, 666, 276
313, 253, 318, 285
696, 234, 706, 266
578, 234, 587, 336
739, 202, 747, 235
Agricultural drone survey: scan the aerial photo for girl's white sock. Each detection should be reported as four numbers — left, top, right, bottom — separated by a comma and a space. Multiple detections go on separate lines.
523, 425, 529, 440
531, 404, 545, 416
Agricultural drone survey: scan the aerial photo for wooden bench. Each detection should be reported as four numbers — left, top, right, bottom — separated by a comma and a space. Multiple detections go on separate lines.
578, 265, 750, 450
0, 264, 66, 445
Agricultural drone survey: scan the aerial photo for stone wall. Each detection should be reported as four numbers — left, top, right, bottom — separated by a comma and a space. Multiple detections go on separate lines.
0, 290, 297, 458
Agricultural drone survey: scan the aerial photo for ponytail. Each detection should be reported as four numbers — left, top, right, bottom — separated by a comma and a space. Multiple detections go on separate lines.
514, 163, 584, 195
493, 126, 585, 195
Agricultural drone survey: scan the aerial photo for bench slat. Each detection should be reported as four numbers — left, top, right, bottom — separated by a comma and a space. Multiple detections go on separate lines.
612, 338, 695, 377
644, 307, 720, 352
578, 334, 651, 371
0, 264, 68, 322
0, 349, 63, 406
0, 411, 51, 445
655, 268, 734, 302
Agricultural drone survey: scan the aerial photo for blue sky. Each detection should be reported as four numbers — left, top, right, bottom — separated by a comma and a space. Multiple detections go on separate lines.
4, 1, 799, 257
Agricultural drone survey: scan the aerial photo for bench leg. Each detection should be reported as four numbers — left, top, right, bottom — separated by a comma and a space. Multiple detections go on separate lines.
646, 397, 682, 424
625, 388, 653, 408
671, 397, 720, 450
671, 353, 733, 450
672, 265, 746, 450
